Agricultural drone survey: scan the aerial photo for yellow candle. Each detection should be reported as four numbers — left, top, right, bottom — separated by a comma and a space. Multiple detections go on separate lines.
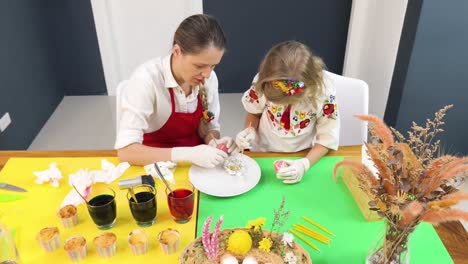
302, 216, 335, 236
289, 229, 320, 252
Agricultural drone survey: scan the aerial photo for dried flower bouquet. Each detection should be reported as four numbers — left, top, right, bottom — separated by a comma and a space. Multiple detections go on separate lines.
334, 105, 468, 264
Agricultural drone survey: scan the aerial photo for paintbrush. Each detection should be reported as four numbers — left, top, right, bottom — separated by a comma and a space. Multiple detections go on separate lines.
118, 175, 155, 189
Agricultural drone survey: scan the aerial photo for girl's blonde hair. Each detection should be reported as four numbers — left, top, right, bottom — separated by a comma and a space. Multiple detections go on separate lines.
255, 41, 325, 105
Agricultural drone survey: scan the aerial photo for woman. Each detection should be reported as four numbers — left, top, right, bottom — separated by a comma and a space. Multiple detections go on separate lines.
115, 14, 236, 167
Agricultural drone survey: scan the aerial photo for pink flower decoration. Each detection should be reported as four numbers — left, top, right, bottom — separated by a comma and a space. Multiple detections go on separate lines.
201, 215, 224, 260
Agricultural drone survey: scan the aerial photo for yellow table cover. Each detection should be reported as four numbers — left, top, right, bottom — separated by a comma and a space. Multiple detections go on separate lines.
0, 157, 197, 263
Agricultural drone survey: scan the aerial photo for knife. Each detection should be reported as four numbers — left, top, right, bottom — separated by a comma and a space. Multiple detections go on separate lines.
0, 183, 27, 192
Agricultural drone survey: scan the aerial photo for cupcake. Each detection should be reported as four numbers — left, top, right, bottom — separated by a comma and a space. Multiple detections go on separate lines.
64, 235, 87, 262
93, 232, 117, 258
128, 229, 149, 255
158, 228, 180, 254
36, 227, 60, 252
58, 204, 78, 228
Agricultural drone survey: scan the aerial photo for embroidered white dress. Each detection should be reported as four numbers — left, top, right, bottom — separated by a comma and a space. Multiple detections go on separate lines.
241, 71, 340, 152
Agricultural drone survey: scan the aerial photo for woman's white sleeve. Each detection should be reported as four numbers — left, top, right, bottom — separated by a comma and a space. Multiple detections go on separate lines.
114, 72, 156, 149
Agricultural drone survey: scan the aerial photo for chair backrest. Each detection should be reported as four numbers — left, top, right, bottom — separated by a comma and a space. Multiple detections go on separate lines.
326, 71, 369, 146
115, 80, 128, 136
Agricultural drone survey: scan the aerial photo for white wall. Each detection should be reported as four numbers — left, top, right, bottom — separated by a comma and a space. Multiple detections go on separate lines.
343, 0, 408, 118
90, 0, 203, 95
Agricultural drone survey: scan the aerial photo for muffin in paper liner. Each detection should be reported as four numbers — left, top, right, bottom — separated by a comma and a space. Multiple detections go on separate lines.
128, 229, 149, 255
93, 232, 117, 258
57, 204, 78, 229
36, 227, 60, 252
158, 228, 180, 254
64, 235, 87, 262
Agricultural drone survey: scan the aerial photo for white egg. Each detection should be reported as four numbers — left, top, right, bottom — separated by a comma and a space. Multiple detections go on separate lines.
221, 254, 239, 264
242, 256, 258, 264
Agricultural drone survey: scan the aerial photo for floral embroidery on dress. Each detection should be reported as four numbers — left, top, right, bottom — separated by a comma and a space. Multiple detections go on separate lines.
244, 86, 260, 104
266, 102, 317, 136
267, 109, 275, 123
322, 94, 338, 120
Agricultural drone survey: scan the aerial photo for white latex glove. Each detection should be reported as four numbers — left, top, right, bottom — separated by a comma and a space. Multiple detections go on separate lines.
208, 136, 239, 154
171, 145, 228, 168
235, 127, 256, 150
276, 158, 311, 184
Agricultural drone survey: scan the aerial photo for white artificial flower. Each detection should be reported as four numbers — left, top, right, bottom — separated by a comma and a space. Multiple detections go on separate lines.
284, 251, 298, 264
282, 232, 294, 247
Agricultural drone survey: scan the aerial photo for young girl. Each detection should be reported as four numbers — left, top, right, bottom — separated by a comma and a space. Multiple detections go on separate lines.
236, 41, 340, 184
115, 14, 237, 167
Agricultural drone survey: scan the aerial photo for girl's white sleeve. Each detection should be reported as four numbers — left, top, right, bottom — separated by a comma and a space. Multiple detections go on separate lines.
241, 74, 267, 114
314, 87, 340, 150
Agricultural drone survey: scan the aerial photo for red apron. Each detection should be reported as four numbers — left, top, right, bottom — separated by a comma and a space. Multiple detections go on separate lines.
143, 88, 204, 147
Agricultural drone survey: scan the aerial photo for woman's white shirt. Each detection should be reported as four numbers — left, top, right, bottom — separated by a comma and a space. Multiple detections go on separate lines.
115, 54, 220, 149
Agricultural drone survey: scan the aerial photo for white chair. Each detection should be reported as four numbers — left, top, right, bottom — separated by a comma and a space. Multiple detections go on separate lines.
326, 71, 369, 146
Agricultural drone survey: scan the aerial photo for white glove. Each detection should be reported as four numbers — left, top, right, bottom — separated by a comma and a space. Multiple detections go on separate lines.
276, 158, 310, 184
171, 145, 228, 168
208, 136, 239, 154
235, 127, 256, 149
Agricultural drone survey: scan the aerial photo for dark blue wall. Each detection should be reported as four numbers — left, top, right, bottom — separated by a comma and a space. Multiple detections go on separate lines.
203, 0, 352, 93
0, 1, 106, 150
44, 1, 106, 96
388, 0, 468, 155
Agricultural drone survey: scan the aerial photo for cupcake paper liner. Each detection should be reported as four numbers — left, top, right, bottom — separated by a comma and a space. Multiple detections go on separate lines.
37, 235, 60, 252
158, 229, 180, 255
128, 230, 149, 256
64, 236, 87, 262
57, 205, 78, 229
95, 242, 116, 258
36, 227, 60, 252
94, 233, 117, 258
59, 214, 78, 229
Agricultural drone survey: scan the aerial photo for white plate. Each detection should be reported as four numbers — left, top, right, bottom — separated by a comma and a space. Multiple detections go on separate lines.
189, 154, 261, 197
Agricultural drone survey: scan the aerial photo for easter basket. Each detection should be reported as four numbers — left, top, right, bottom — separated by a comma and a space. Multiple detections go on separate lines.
179, 228, 312, 264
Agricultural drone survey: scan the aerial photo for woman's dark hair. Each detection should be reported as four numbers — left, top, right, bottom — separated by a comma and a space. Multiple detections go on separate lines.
173, 14, 226, 54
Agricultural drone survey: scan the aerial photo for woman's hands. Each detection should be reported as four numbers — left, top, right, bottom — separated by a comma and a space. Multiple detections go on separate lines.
208, 136, 239, 154
171, 145, 228, 168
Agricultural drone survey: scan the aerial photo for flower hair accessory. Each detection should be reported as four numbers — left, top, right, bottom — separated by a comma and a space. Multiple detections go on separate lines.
271, 80, 305, 96
203, 110, 215, 123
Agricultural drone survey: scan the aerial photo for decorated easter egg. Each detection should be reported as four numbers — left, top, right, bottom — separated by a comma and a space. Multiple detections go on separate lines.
221, 253, 239, 264
242, 256, 258, 264
273, 160, 288, 172
216, 143, 229, 153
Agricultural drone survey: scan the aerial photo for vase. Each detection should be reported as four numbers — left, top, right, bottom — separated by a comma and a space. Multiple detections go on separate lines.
0, 222, 21, 264
365, 220, 415, 264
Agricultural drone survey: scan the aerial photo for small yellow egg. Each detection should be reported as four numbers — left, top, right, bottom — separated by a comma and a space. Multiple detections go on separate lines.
226, 230, 252, 256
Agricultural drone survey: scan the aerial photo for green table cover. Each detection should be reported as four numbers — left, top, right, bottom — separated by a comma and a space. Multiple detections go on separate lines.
198, 157, 453, 264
